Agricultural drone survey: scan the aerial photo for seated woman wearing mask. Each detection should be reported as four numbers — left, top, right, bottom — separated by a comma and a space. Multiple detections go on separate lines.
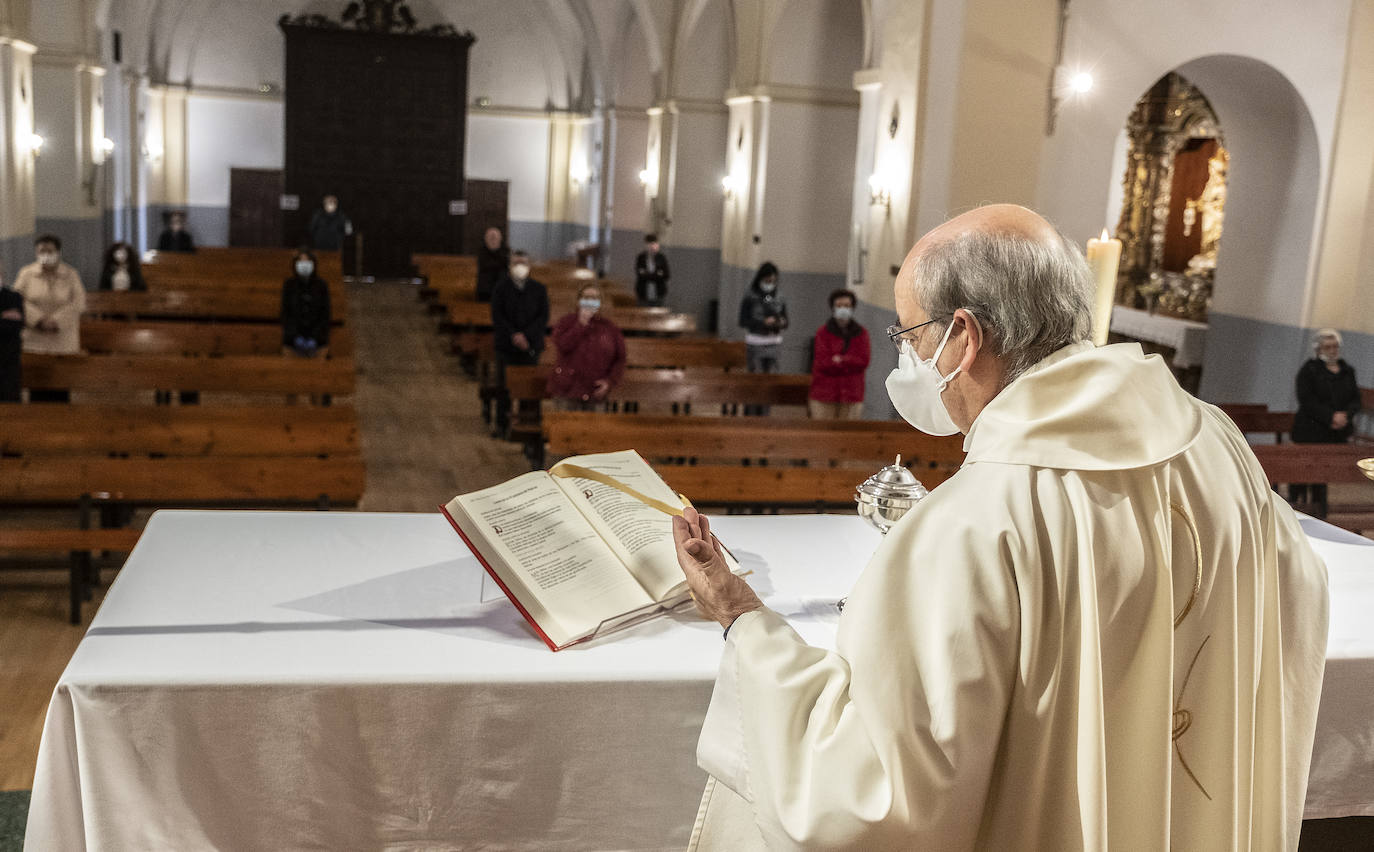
546, 283, 626, 411
280, 249, 331, 358
808, 289, 870, 419
98, 242, 146, 291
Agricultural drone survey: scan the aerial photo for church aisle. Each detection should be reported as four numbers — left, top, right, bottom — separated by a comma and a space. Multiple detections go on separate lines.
349, 280, 527, 512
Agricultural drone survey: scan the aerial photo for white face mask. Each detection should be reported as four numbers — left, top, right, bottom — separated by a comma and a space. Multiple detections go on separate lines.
295, 260, 315, 278
885, 322, 962, 436
511, 263, 530, 281
579, 298, 601, 312
833, 306, 854, 322
113, 248, 129, 264
38, 252, 58, 268
760, 281, 776, 294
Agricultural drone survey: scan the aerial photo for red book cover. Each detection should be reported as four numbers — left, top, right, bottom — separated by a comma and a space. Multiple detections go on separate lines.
439, 502, 566, 652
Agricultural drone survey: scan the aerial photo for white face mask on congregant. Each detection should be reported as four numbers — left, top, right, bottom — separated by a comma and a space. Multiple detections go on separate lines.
885, 321, 962, 436
511, 263, 530, 281
295, 260, 315, 278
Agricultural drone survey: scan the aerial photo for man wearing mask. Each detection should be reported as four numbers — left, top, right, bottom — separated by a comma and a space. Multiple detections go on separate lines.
157, 211, 195, 253
634, 233, 670, 307
676, 205, 1329, 850
307, 195, 353, 252
0, 266, 23, 402
546, 283, 626, 410
490, 252, 549, 433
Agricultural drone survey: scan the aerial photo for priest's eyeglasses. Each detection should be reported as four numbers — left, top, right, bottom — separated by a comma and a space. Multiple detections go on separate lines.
886, 318, 938, 355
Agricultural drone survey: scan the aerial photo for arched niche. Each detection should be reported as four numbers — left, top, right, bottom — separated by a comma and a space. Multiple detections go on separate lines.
1167, 54, 1321, 407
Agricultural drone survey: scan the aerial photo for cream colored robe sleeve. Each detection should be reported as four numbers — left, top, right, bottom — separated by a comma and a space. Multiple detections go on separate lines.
697, 493, 1020, 849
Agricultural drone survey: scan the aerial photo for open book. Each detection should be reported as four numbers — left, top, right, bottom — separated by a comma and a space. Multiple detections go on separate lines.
441, 449, 740, 650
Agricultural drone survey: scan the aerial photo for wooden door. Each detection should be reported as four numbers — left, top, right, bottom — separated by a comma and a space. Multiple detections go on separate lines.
463, 179, 509, 254
229, 169, 284, 247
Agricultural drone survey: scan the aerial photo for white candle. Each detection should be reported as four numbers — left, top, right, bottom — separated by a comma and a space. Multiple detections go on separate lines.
1085, 228, 1122, 346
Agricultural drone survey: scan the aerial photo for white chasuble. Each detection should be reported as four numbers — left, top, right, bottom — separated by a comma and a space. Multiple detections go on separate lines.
691, 342, 1329, 851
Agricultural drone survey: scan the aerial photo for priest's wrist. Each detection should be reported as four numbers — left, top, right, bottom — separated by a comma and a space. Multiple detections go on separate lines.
721, 604, 763, 639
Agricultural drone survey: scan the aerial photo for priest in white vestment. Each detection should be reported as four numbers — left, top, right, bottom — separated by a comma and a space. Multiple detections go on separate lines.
674, 205, 1329, 850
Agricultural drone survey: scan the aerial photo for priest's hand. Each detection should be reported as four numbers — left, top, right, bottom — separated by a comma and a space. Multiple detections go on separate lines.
673, 507, 762, 630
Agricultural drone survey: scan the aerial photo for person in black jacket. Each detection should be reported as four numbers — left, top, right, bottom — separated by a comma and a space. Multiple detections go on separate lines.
307, 195, 352, 251
157, 211, 195, 253
281, 249, 332, 357
737, 261, 788, 373
490, 252, 549, 435
634, 233, 670, 307
0, 267, 22, 402
1290, 328, 1361, 517
476, 227, 509, 303
491, 252, 549, 365
98, 241, 147, 291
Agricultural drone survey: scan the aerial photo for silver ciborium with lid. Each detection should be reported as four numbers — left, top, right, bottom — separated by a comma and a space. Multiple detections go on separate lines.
855, 455, 929, 534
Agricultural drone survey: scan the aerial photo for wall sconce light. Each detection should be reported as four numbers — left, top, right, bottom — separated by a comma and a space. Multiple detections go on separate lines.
569, 161, 591, 187
1068, 71, 1094, 94
637, 168, 651, 186
28, 133, 45, 156
721, 173, 739, 200
142, 141, 163, 164
100, 136, 116, 156
867, 173, 891, 211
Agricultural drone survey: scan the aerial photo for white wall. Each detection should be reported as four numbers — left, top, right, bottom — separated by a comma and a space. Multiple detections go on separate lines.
185, 94, 283, 208
768, 0, 865, 89
761, 100, 857, 274
465, 113, 551, 224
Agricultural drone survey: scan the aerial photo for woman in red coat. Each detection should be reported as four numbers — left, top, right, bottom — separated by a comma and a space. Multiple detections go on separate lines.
546, 283, 627, 410
808, 289, 870, 419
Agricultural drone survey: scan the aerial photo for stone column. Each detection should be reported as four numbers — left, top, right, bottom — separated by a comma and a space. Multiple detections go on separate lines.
0, 34, 37, 278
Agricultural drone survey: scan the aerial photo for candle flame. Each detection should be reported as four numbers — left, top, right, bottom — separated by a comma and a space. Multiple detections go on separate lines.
1100, 228, 1110, 240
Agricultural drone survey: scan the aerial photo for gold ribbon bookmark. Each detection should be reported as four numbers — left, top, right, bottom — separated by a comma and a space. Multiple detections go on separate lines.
549, 462, 693, 517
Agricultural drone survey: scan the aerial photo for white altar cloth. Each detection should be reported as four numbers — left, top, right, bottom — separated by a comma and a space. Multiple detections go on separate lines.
1110, 305, 1209, 367
23, 510, 1374, 850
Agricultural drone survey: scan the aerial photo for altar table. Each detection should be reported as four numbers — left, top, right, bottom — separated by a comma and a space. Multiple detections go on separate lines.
23, 510, 1374, 849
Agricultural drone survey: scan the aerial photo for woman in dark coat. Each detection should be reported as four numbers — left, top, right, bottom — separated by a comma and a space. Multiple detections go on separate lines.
1290, 328, 1361, 517
98, 241, 147, 291
476, 227, 510, 303
281, 249, 332, 357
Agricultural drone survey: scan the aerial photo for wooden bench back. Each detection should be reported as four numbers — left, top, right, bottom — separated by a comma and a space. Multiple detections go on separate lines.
81, 320, 355, 358
447, 301, 695, 335
22, 353, 355, 396
506, 365, 809, 406
535, 337, 747, 370
543, 412, 964, 506
0, 455, 365, 504
87, 289, 345, 324
1249, 443, 1374, 485
0, 404, 359, 457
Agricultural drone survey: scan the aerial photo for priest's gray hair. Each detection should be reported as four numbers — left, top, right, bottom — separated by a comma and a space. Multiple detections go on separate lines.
912, 228, 1095, 383
1313, 327, 1342, 353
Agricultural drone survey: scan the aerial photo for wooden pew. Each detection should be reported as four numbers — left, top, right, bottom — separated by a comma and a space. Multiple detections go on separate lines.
145, 247, 344, 276
446, 301, 695, 335
504, 365, 812, 462
84, 290, 302, 323
22, 353, 355, 397
537, 338, 747, 370
0, 404, 359, 457
1218, 404, 1293, 443
543, 411, 964, 508
81, 319, 354, 358
0, 402, 365, 621
1250, 443, 1374, 533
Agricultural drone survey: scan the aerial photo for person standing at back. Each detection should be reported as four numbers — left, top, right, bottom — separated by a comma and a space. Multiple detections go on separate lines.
1290, 328, 1361, 517
157, 211, 195, 253
307, 195, 352, 251
476, 227, 509, 303
808, 288, 870, 419
738, 262, 787, 373
490, 252, 549, 435
0, 265, 22, 402
98, 242, 146, 291
634, 233, 670, 307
